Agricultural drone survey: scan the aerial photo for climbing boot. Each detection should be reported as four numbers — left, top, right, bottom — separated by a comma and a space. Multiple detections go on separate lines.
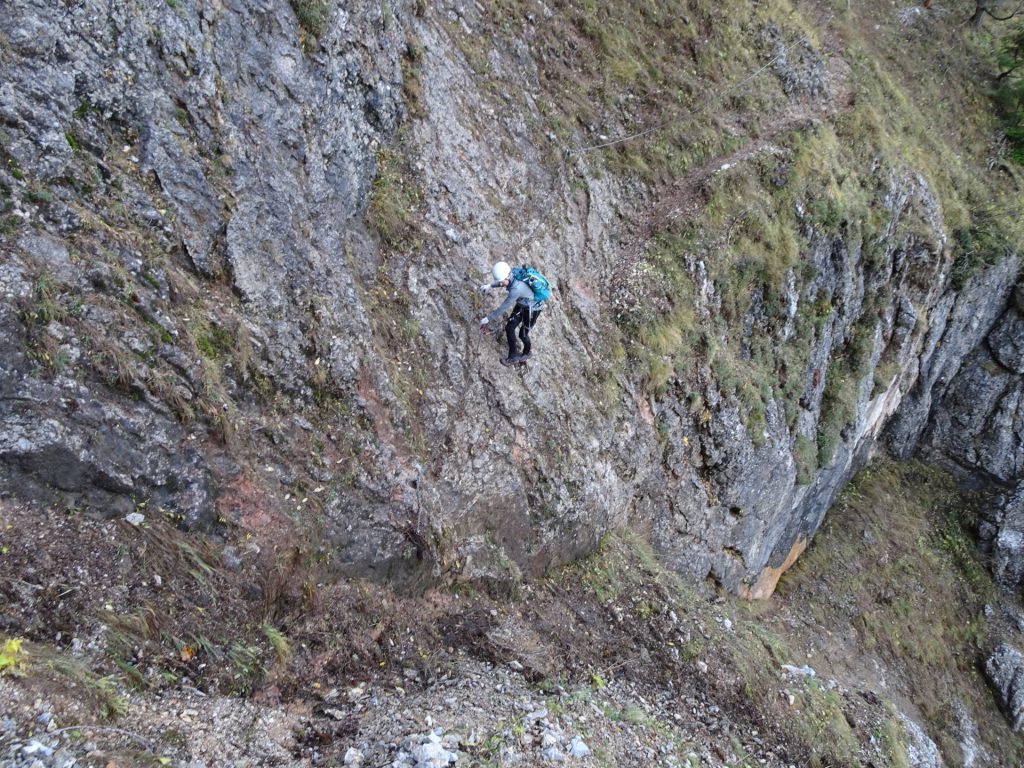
500, 356, 519, 366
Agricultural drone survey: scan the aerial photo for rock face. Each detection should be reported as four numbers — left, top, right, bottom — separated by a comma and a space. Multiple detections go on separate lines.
0, 0, 405, 545
980, 482, 1024, 592
912, 281, 1024, 589
0, 0, 1020, 594
916, 288, 1024, 485
986, 644, 1024, 732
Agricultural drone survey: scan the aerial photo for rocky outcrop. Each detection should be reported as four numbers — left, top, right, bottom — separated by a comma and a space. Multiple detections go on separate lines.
911, 280, 1024, 591
986, 644, 1024, 732
0, 238, 216, 524
980, 482, 1024, 592
0, 0, 406, 545
916, 284, 1024, 484
0, 0, 1020, 595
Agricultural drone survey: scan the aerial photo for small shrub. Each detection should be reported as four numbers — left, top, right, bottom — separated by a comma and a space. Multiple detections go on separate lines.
879, 717, 911, 768
27, 187, 53, 204
793, 435, 817, 485
402, 38, 426, 118
738, 380, 767, 446
951, 209, 1011, 290
367, 147, 421, 247
89, 675, 130, 720
0, 638, 27, 676
262, 624, 292, 664
290, 0, 330, 42
73, 100, 97, 119
227, 643, 263, 693
872, 356, 900, 397
992, 24, 1024, 164
0, 215, 19, 235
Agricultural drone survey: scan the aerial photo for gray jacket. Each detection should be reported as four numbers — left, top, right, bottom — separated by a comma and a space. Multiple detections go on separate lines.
484, 280, 541, 324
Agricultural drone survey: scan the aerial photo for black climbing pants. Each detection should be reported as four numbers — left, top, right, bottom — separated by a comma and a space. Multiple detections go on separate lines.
505, 304, 541, 358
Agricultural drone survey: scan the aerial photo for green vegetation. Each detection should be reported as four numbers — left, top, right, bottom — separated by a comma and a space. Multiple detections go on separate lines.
816, 317, 875, 467
559, 530, 881, 766
289, 0, 331, 45
453, 0, 1024, 461
951, 202, 1015, 289
261, 624, 292, 664
878, 715, 911, 768
402, 37, 426, 119
793, 434, 816, 485
19, 274, 81, 375
366, 145, 422, 248
194, 320, 235, 360
777, 459, 1021, 766
73, 99, 97, 119
993, 21, 1024, 163
26, 186, 53, 203
0, 637, 26, 676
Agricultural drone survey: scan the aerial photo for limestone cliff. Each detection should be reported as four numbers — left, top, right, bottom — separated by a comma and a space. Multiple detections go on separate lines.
0, 0, 1021, 596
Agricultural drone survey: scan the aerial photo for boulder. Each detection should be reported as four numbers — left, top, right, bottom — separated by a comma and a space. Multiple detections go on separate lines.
980, 483, 1024, 592
986, 644, 1024, 731
989, 307, 1024, 374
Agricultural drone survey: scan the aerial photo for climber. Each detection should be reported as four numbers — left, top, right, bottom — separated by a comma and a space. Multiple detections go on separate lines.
478, 261, 550, 366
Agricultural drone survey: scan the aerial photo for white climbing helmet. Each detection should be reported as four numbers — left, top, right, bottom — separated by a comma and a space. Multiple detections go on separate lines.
492, 261, 511, 282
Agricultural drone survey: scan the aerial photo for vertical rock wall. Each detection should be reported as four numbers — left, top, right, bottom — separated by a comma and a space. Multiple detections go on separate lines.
0, 0, 1020, 594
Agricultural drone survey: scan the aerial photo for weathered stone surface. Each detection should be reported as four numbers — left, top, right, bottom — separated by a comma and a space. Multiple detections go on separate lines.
989, 307, 1024, 374
986, 644, 1024, 732
886, 259, 1022, 462
980, 482, 1024, 592
921, 346, 1024, 485
0, 0, 1020, 595
0, 372, 214, 528
899, 713, 946, 768
915, 277, 1024, 588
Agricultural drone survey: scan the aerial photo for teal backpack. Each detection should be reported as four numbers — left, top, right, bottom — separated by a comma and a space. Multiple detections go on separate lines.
511, 266, 551, 303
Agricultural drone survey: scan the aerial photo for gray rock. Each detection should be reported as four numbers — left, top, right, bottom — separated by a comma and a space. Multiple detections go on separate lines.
989, 308, 1024, 374
0, 0, 1021, 603
986, 644, 1024, 731
568, 736, 591, 758
411, 740, 456, 767
980, 483, 1024, 592
541, 746, 566, 763
898, 713, 945, 768
221, 545, 243, 572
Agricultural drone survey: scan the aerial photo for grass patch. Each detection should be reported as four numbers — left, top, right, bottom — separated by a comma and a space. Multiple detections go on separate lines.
402, 37, 426, 118
556, 529, 676, 606
366, 146, 422, 249
816, 317, 876, 468
793, 434, 816, 485
262, 624, 292, 664
950, 202, 1016, 290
